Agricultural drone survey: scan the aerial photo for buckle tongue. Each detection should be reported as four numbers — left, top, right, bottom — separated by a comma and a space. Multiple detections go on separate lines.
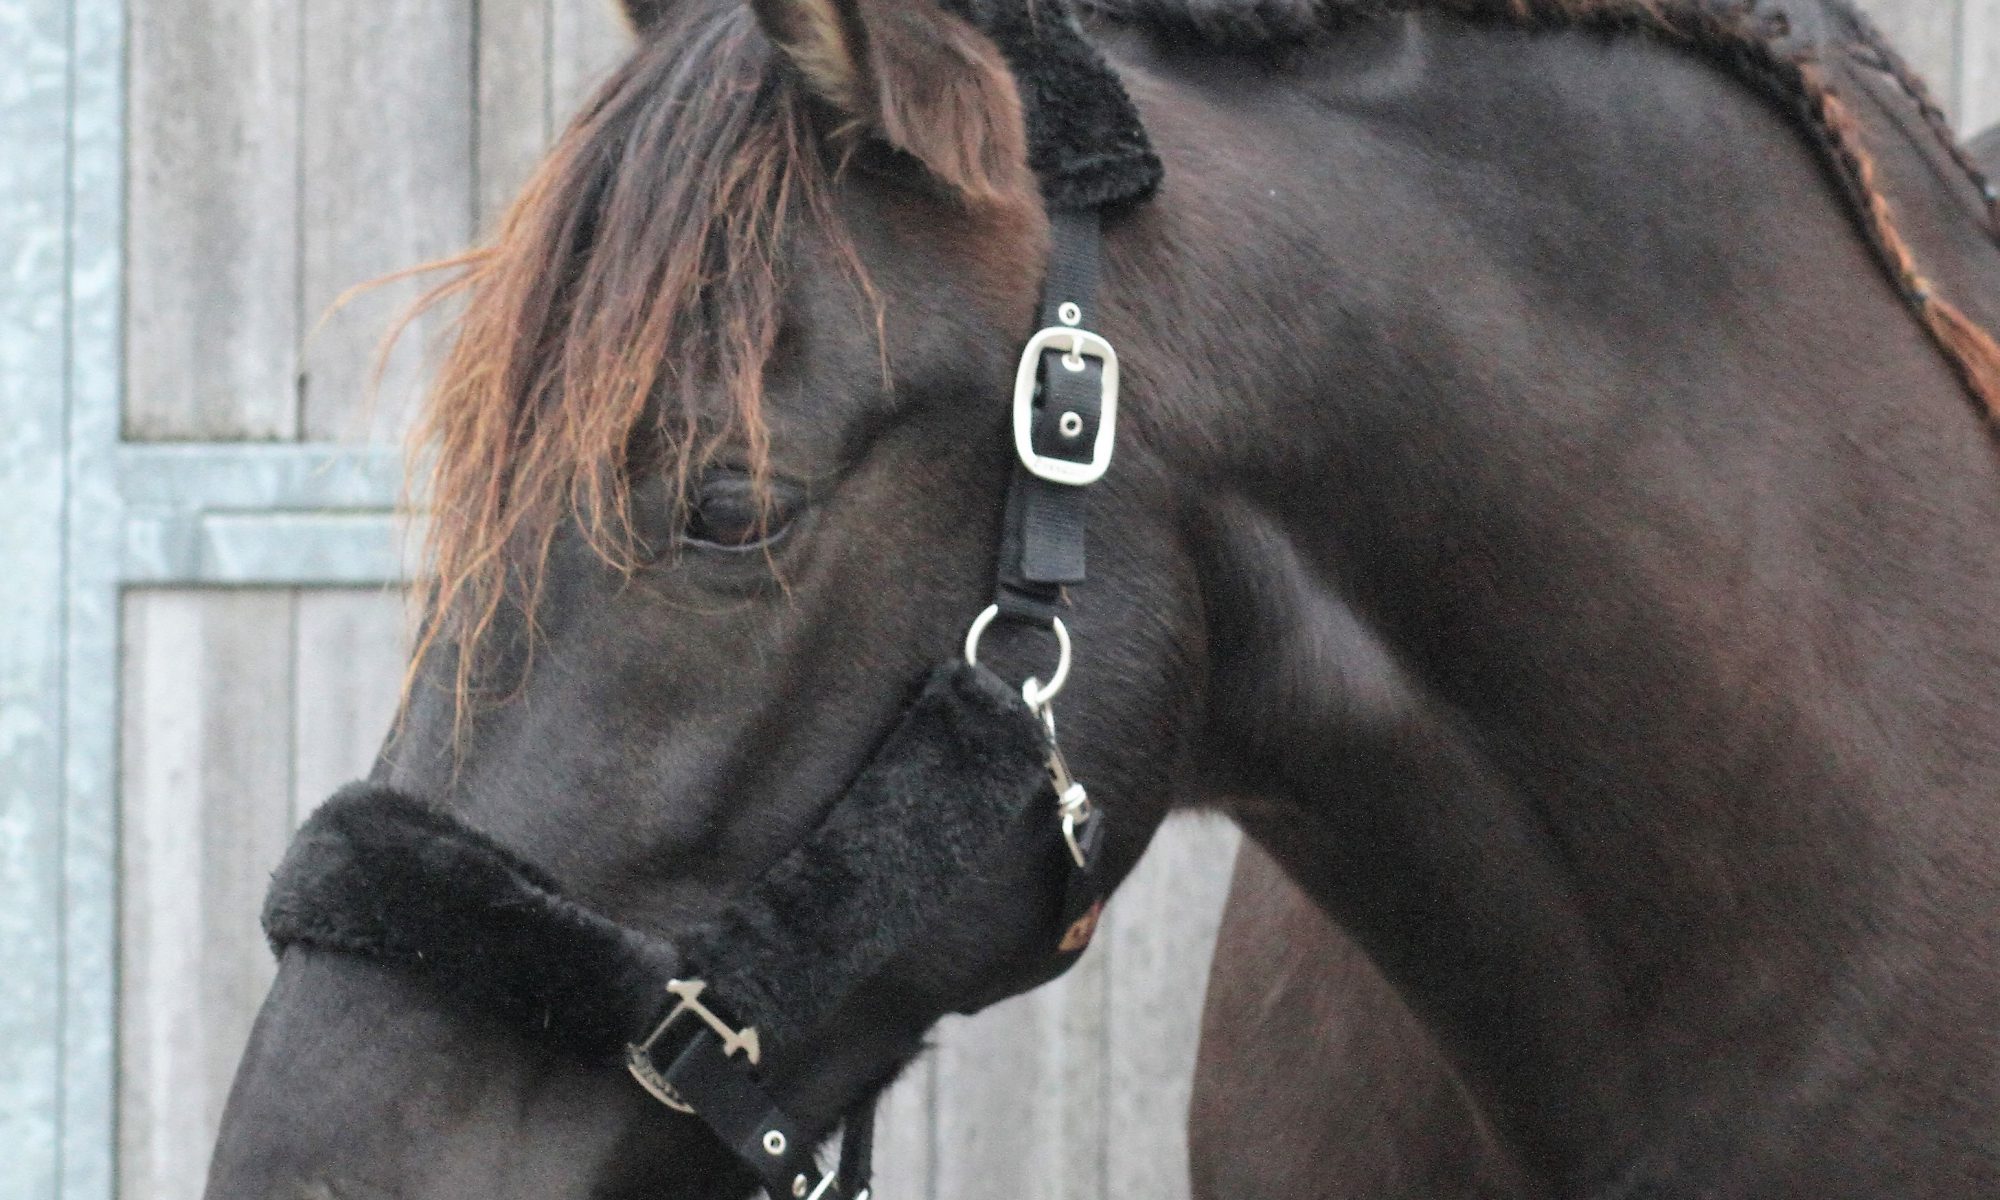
625, 979, 762, 1113
1012, 326, 1118, 485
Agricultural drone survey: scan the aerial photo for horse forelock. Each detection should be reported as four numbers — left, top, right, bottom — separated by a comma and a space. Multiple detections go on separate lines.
399, 1, 860, 726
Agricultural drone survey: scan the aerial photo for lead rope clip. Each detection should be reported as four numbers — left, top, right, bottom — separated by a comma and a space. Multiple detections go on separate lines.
964, 609, 1092, 869
1029, 689, 1092, 870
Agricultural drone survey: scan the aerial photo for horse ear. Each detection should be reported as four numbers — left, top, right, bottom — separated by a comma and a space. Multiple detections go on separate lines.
749, 0, 1030, 204
618, 0, 674, 32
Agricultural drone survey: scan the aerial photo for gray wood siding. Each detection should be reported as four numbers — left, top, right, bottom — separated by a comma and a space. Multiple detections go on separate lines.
122, 0, 628, 444
0, 3, 1989, 1200
118, 592, 294, 1200
298, 0, 476, 442
125, 0, 303, 440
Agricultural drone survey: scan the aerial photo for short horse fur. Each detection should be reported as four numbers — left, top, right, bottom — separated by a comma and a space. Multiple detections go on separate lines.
207, 0, 2000, 1196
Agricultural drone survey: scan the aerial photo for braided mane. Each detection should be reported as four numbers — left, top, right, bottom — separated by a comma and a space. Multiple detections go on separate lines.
1099, 0, 2000, 421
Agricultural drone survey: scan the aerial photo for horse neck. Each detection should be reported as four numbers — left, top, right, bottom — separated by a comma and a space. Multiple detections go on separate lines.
1115, 16, 2000, 1191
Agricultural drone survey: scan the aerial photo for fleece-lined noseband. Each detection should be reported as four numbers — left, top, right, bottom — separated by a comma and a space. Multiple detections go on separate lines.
261, 10, 1151, 1197
268, 660, 1078, 1200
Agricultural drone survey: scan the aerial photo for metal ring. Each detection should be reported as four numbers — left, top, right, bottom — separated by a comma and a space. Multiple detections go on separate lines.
963, 605, 1072, 709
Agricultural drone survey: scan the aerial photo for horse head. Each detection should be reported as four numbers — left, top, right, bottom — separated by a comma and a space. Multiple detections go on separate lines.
205, 1, 1203, 1196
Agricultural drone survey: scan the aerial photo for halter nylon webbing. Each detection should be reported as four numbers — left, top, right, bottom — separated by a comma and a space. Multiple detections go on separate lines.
995, 209, 1106, 623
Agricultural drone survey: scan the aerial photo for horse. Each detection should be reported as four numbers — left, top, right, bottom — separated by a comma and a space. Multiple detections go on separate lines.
204, 0, 2000, 1195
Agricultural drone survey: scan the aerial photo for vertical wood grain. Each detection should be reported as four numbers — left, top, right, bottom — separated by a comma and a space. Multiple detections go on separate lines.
552, 0, 632, 119
291, 589, 408, 823
868, 1056, 937, 1199
1961, 0, 2000, 134
931, 952, 1109, 1200
476, 0, 556, 228
125, 0, 301, 440
299, 0, 476, 444
1104, 818, 1241, 1200
119, 591, 296, 1200
1858, 0, 1964, 121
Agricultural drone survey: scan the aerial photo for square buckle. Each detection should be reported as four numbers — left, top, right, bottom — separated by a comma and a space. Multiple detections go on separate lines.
1013, 326, 1118, 486
625, 978, 762, 1113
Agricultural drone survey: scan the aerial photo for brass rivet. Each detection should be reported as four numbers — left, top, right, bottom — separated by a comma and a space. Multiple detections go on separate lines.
791, 1174, 810, 1197
763, 1129, 787, 1156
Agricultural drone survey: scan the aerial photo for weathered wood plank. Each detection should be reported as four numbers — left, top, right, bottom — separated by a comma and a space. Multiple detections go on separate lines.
932, 950, 1108, 1200
1104, 817, 1240, 1200
1857, 0, 1964, 121
125, 0, 301, 440
292, 589, 409, 822
118, 592, 296, 1200
1961, 0, 2000, 134
477, 0, 556, 228
552, 0, 632, 119
870, 1055, 937, 1199
300, 0, 475, 444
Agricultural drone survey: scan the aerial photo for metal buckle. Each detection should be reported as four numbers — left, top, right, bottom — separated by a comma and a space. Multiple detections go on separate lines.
1013, 326, 1118, 486
625, 979, 762, 1114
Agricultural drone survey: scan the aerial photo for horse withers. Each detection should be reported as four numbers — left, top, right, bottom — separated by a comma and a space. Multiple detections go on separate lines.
207, 0, 2000, 1196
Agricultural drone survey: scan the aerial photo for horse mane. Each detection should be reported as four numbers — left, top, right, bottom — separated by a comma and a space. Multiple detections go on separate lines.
398, 4, 863, 719
1089, 0, 2000, 419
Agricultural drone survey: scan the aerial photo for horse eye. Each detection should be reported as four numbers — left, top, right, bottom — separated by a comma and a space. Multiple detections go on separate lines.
683, 474, 801, 552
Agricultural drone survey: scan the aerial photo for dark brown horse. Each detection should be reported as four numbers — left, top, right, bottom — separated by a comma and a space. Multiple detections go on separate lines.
206, 0, 2000, 1196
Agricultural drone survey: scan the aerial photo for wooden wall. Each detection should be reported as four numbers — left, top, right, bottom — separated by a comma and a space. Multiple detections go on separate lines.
0, 2, 1983, 1200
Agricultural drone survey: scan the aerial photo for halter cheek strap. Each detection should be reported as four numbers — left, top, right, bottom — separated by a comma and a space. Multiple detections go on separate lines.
994, 209, 1111, 625
638, 208, 1120, 1197
984, 207, 1115, 952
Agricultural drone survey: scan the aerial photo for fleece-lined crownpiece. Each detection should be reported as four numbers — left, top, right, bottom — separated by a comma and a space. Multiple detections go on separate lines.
945, 0, 1164, 210
263, 661, 1057, 1057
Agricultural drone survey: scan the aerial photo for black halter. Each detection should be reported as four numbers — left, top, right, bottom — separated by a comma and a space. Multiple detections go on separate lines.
263, 210, 1122, 1200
